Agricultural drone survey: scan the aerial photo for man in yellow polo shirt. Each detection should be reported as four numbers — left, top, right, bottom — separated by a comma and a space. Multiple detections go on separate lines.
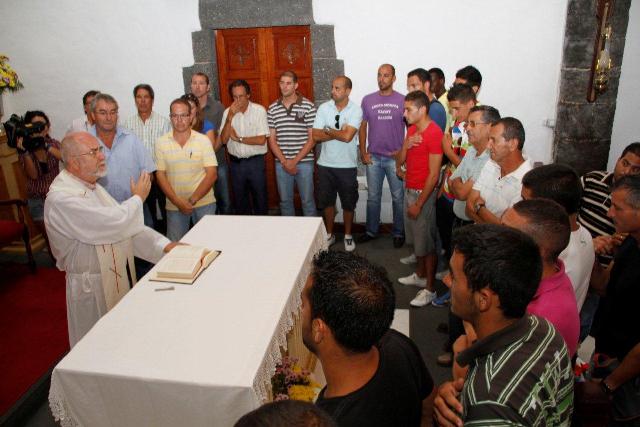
155, 98, 218, 240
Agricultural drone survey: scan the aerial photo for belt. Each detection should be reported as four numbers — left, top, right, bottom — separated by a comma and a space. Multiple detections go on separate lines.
406, 188, 422, 195
229, 154, 264, 162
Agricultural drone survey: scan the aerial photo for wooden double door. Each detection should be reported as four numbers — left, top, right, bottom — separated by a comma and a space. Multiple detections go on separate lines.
215, 25, 313, 211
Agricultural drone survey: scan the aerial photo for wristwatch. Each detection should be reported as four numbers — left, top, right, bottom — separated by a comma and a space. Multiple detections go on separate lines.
323, 125, 331, 134
600, 377, 614, 395
239, 137, 244, 144
188, 197, 196, 206
474, 202, 485, 215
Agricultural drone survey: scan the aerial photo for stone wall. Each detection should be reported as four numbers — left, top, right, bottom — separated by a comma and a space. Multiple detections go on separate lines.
182, 0, 343, 105
553, 0, 631, 174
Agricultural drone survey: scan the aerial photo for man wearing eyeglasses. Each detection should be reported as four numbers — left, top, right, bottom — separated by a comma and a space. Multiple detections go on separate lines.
89, 93, 156, 227
45, 131, 177, 347
312, 76, 363, 252
155, 99, 218, 241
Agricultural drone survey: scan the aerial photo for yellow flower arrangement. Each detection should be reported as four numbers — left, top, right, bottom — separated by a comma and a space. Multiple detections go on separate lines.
271, 356, 321, 402
0, 55, 24, 94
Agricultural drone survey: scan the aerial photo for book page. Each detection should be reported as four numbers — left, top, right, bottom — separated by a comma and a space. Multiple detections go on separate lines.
155, 245, 209, 279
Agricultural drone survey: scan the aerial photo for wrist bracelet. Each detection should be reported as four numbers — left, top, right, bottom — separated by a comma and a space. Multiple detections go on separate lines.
601, 377, 614, 395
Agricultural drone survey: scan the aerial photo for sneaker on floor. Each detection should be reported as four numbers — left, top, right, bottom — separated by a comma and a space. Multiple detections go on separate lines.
435, 269, 450, 281
432, 290, 451, 307
436, 352, 453, 367
410, 289, 436, 307
344, 236, 356, 252
398, 273, 427, 287
327, 234, 336, 247
356, 233, 376, 244
400, 253, 417, 265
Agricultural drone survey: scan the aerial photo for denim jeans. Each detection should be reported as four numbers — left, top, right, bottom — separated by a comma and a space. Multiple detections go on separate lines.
365, 154, 404, 237
214, 163, 232, 215
275, 161, 317, 216
166, 202, 216, 241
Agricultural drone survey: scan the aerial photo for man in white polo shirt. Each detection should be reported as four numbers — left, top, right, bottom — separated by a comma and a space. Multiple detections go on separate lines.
220, 80, 270, 215
466, 117, 532, 224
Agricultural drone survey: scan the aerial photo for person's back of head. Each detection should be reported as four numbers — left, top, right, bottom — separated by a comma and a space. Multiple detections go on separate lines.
522, 164, 582, 215
309, 251, 395, 353
455, 65, 482, 89
510, 199, 571, 263
235, 400, 336, 427
451, 224, 542, 319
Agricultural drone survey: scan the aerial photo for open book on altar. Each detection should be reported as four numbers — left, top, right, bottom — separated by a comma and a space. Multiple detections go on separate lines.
150, 245, 221, 284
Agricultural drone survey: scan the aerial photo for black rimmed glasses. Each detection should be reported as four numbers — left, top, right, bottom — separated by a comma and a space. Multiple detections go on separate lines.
335, 114, 340, 129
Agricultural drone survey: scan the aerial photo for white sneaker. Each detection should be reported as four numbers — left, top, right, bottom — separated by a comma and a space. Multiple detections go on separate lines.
436, 269, 450, 281
344, 235, 356, 252
400, 253, 417, 265
327, 234, 336, 246
398, 273, 427, 287
410, 289, 437, 307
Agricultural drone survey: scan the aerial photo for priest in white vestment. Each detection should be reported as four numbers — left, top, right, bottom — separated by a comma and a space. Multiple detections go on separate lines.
45, 132, 176, 347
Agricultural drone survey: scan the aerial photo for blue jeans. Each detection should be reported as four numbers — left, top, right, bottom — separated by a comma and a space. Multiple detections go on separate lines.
214, 163, 232, 215
275, 161, 317, 216
229, 155, 268, 215
365, 154, 404, 237
166, 202, 216, 241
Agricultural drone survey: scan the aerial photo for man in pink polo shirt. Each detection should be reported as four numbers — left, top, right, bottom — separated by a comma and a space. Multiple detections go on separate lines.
502, 198, 579, 356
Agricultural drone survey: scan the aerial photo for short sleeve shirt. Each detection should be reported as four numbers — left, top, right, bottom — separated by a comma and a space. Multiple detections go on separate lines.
221, 102, 270, 158
473, 158, 533, 218
405, 122, 444, 190
91, 126, 156, 203
155, 130, 218, 210
450, 146, 490, 220
313, 100, 363, 168
360, 90, 405, 157
267, 95, 316, 162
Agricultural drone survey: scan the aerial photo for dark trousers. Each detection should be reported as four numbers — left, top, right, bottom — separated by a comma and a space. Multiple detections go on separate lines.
436, 196, 455, 261
147, 178, 167, 235
447, 215, 473, 349
229, 154, 268, 215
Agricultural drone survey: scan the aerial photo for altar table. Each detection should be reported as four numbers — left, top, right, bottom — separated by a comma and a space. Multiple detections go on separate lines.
49, 216, 327, 427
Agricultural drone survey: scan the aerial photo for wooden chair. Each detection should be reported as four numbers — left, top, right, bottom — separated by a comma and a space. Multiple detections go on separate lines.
0, 198, 36, 273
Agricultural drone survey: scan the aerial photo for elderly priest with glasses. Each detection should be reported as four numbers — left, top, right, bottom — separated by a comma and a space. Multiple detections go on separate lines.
45, 131, 177, 347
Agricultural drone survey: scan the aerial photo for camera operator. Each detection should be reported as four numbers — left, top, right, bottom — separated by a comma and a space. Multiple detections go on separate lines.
17, 111, 62, 223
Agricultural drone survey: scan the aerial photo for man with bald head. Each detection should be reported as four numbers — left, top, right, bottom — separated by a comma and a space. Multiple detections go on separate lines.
313, 75, 363, 252
45, 132, 176, 347
358, 64, 406, 247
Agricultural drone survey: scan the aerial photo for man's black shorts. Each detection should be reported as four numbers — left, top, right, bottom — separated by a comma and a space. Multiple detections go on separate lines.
316, 165, 359, 211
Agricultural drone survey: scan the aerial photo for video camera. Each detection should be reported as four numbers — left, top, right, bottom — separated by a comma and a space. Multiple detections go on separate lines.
3, 114, 46, 152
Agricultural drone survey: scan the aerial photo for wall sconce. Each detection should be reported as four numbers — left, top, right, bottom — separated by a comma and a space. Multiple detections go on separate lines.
588, 0, 615, 102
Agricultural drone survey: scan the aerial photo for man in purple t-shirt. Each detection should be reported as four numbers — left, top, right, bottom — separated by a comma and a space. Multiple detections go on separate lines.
358, 64, 406, 248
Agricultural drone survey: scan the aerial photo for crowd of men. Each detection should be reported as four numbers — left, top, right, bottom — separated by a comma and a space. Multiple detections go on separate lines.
16, 62, 637, 426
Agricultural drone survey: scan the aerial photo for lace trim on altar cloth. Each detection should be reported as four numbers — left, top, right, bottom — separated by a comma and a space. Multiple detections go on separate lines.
251, 224, 328, 403
49, 371, 79, 427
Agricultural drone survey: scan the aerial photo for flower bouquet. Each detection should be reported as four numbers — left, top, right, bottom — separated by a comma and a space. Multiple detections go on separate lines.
0, 55, 23, 95
271, 356, 321, 402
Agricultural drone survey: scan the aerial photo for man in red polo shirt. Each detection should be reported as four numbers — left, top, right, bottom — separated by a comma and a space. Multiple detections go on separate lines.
396, 91, 443, 306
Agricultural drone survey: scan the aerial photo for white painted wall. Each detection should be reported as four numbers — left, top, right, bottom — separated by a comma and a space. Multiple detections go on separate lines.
313, 0, 569, 164
0, 0, 200, 139
609, 0, 640, 169
2, 0, 568, 164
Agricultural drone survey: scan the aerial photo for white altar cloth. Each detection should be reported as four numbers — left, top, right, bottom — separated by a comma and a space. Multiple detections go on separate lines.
49, 216, 327, 427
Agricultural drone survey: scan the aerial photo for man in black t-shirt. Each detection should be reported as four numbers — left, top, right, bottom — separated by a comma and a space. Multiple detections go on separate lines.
588, 175, 640, 426
302, 251, 434, 427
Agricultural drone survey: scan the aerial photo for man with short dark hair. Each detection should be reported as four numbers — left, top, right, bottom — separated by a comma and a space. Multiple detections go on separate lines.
267, 71, 317, 217
358, 64, 406, 247
466, 117, 532, 224
522, 164, 594, 310
220, 79, 270, 215
123, 84, 171, 233
191, 72, 230, 214
428, 67, 450, 132
67, 90, 99, 134
502, 199, 580, 357
454, 65, 482, 94
406, 68, 446, 132
396, 91, 443, 306
312, 76, 363, 251
434, 224, 574, 426
302, 250, 434, 426
586, 175, 640, 425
